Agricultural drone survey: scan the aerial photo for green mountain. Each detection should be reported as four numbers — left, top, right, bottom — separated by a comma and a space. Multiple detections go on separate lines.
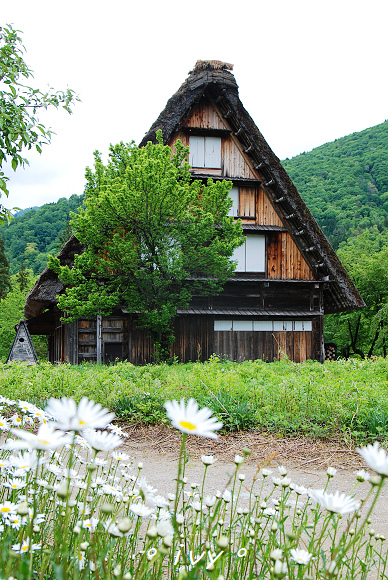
2, 194, 84, 275
283, 120, 388, 249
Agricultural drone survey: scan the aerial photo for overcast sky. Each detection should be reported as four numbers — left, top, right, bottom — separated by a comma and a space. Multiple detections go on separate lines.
2, 0, 388, 211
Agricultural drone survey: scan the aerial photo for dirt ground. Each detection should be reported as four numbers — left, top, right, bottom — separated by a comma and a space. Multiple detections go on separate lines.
120, 425, 388, 537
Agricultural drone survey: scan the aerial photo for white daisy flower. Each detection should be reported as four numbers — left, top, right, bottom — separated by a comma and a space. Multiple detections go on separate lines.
8, 514, 22, 529
8, 450, 40, 472
204, 495, 216, 507
290, 548, 313, 565
10, 414, 23, 427
9, 423, 71, 451
356, 469, 370, 482
46, 464, 62, 477
45, 396, 115, 431
82, 429, 122, 452
290, 483, 308, 495
234, 455, 244, 464
356, 442, 388, 476
262, 468, 272, 477
156, 519, 174, 537
0, 417, 10, 430
82, 517, 99, 532
128, 502, 154, 518
309, 489, 360, 514
164, 399, 223, 439
12, 538, 41, 553
155, 508, 171, 520
327, 467, 337, 478
103, 519, 123, 537
201, 455, 217, 466
153, 495, 169, 508
112, 451, 130, 462
3, 479, 26, 490
107, 424, 129, 438
18, 400, 35, 414
278, 465, 287, 476
30, 409, 49, 423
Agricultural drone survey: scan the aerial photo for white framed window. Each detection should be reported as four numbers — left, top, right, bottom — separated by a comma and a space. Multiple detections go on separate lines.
214, 320, 233, 331
189, 136, 221, 168
214, 320, 313, 332
228, 187, 239, 217
253, 320, 273, 331
233, 234, 265, 272
233, 320, 253, 331
294, 320, 312, 331
273, 320, 293, 331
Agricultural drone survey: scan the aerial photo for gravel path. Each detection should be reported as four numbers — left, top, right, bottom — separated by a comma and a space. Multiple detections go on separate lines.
120, 425, 388, 538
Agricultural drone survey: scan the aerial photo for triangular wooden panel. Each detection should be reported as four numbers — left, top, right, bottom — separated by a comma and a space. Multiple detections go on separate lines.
7, 319, 39, 364
171, 99, 314, 279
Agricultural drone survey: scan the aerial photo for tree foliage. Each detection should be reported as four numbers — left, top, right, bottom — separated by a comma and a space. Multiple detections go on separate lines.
0, 24, 78, 223
325, 228, 388, 358
1, 194, 83, 274
0, 233, 10, 299
283, 121, 388, 249
0, 270, 47, 361
49, 134, 244, 361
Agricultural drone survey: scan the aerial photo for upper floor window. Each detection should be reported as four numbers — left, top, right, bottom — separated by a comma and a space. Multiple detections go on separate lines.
189, 136, 221, 168
227, 186, 239, 217
233, 234, 265, 272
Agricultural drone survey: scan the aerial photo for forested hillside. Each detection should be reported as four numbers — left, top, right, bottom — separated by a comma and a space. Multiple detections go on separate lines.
2, 194, 84, 274
283, 120, 388, 249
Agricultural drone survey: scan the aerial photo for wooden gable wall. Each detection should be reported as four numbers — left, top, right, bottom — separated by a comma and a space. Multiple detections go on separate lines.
170, 98, 314, 281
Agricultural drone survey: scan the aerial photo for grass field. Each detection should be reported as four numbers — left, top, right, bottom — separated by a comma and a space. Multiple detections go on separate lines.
1, 356, 388, 444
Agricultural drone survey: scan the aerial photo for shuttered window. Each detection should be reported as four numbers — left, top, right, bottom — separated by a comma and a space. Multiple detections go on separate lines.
227, 187, 239, 217
233, 234, 265, 272
214, 320, 313, 332
189, 136, 221, 168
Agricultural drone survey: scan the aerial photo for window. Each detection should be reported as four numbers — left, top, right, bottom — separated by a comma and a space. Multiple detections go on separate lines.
233, 234, 265, 272
189, 136, 221, 168
214, 320, 313, 332
228, 187, 239, 217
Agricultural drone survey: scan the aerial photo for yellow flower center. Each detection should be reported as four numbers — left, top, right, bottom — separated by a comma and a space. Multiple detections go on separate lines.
79, 420, 86, 426
22, 545, 28, 552
179, 421, 197, 431
0, 507, 10, 512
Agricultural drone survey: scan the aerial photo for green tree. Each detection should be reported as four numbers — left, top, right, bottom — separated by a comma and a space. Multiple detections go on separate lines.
0, 270, 47, 361
49, 133, 244, 361
15, 263, 29, 292
0, 24, 78, 223
325, 228, 388, 357
0, 233, 10, 299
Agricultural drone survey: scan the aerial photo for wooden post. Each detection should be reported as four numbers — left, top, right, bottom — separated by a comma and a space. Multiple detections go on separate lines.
96, 315, 102, 363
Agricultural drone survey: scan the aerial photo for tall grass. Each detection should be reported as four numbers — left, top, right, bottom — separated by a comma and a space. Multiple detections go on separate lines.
1, 356, 388, 443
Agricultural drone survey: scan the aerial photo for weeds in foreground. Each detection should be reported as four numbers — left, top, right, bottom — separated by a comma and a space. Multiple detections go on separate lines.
0, 394, 387, 579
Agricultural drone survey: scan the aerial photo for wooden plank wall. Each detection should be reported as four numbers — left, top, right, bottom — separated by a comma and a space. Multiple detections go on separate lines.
185, 100, 226, 130
267, 232, 313, 280
213, 329, 314, 363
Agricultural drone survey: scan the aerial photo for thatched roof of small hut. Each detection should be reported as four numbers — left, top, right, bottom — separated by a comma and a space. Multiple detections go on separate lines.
24, 235, 84, 319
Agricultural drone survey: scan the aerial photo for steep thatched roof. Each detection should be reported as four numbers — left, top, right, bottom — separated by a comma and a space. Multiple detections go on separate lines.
25, 61, 364, 320
140, 61, 364, 314
24, 235, 84, 319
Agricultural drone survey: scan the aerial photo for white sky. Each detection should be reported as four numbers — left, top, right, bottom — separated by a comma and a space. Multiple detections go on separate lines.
2, 0, 388, 210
